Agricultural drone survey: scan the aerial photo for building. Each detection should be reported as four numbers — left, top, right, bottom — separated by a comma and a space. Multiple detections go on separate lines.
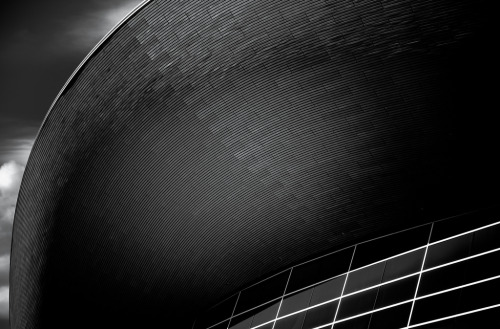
9, 1, 498, 328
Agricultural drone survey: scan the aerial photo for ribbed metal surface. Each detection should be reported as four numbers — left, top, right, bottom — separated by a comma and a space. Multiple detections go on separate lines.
10, 0, 495, 328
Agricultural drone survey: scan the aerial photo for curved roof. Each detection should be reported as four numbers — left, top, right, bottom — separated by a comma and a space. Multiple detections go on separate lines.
10, 1, 496, 328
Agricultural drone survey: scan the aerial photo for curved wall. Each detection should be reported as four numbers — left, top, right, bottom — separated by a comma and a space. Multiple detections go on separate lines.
10, 0, 496, 328
196, 208, 500, 329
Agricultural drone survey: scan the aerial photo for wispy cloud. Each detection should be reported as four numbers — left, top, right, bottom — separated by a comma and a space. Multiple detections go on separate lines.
0, 139, 33, 166
0, 162, 25, 320
0, 0, 144, 60
64, 1, 143, 51
0, 161, 24, 226
0, 256, 8, 275
0, 286, 8, 318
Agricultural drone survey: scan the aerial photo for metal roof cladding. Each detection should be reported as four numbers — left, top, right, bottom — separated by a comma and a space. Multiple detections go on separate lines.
9, 0, 496, 328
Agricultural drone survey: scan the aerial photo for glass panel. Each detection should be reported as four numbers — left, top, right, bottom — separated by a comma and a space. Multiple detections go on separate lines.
229, 301, 279, 329
458, 277, 500, 314
418, 260, 467, 297
195, 294, 238, 329
471, 223, 500, 255
278, 288, 313, 317
336, 287, 378, 320
424, 233, 472, 270
420, 249, 500, 298
464, 250, 500, 283
375, 275, 418, 309
369, 302, 412, 329
410, 288, 461, 325
332, 314, 370, 329
228, 314, 252, 329
286, 247, 354, 294
254, 324, 273, 329
301, 300, 338, 329
274, 312, 306, 329
309, 275, 346, 307
382, 248, 425, 282
251, 301, 280, 327
430, 208, 499, 243
351, 224, 431, 270
414, 306, 500, 328
234, 270, 290, 314
344, 262, 384, 295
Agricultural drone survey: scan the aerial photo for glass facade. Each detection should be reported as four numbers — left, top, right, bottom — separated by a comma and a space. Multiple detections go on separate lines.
194, 209, 500, 329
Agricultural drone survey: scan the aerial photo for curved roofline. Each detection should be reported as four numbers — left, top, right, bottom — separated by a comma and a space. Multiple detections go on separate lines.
34, 0, 153, 150
9, 1, 152, 323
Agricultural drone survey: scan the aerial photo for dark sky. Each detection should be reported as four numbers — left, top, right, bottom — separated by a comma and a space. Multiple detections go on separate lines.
0, 0, 144, 324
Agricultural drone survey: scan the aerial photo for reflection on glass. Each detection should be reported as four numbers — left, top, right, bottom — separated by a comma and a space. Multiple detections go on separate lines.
310, 274, 346, 306
251, 301, 280, 327
274, 312, 306, 329
424, 233, 472, 269
382, 248, 424, 282
228, 316, 252, 329
278, 288, 313, 317
229, 301, 279, 329
254, 324, 273, 329
336, 287, 378, 320
344, 262, 384, 294
301, 300, 338, 329
375, 275, 418, 308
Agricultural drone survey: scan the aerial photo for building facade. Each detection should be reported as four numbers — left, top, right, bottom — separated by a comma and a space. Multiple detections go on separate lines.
10, 1, 497, 328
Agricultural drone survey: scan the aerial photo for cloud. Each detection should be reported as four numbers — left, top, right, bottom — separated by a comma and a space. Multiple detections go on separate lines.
0, 0, 144, 60
0, 286, 8, 318
63, 0, 144, 51
0, 254, 8, 288
0, 118, 36, 166
0, 255, 8, 274
0, 139, 33, 167
0, 161, 24, 227
0, 161, 24, 320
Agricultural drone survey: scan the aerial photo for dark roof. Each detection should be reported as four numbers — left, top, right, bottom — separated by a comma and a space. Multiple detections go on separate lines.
10, 1, 496, 328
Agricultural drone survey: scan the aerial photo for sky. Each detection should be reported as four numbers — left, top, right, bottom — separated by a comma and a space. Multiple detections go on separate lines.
0, 1, 144, 326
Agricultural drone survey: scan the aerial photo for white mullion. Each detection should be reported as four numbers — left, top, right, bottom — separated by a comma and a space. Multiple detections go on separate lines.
429, 220, 500, 247
330, 245, 357, 328
271, 268, 293, 329
406, 223, 434, 327
224, 291, 241, 329
403, 303, 500, 328
416, 274, 500, 301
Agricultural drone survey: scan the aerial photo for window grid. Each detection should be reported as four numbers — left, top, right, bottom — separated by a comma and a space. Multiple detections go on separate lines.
199, 219, 500, 329
270, 268, 294, 329
406, 222, 433, 326
329, 245, 356, 329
